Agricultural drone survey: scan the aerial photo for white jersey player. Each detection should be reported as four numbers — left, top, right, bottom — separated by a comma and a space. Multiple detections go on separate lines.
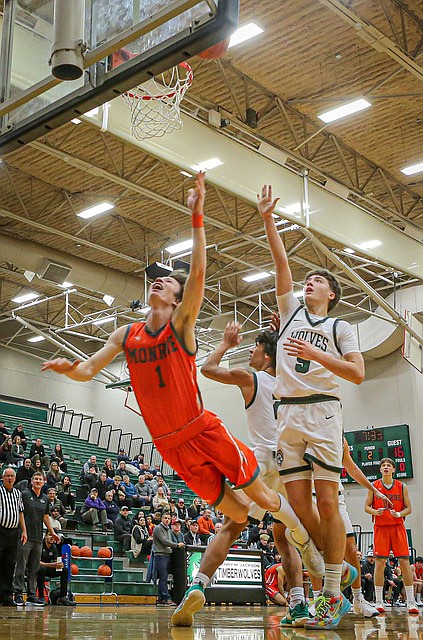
259, 183, 365, 630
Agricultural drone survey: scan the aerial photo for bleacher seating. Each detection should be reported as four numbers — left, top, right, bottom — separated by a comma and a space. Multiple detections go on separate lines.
0, 401, 198, 602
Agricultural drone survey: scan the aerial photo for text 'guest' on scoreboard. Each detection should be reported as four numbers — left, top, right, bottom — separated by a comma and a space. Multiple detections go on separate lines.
342, 425, 413, 483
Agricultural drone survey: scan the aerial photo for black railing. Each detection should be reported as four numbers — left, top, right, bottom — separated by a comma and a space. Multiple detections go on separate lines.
49, 402, 173, 475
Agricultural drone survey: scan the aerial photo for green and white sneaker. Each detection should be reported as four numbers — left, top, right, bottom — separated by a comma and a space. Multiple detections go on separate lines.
171, 584, 206, 627
280, 601, 311, 627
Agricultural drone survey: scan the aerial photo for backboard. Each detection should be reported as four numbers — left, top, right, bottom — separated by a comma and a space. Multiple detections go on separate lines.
0, 0, 238, 154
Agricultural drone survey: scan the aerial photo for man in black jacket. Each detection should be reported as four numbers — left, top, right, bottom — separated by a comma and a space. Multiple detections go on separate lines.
113, 506, 132, 551
11, 425, 27, 451
184, 521, 202, 546
29, 438, 49, 469
361, 551, 376, 602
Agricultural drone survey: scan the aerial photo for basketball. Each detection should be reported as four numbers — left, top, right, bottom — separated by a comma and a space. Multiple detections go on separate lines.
198, 37, 230, 60
97, 564, 112, 577
71, 545, 80, 557
71, 563, 79, 575
97, 547, 112, 558
79, 545, 93, 557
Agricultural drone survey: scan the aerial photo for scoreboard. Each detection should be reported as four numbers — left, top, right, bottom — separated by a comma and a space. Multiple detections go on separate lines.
341, 424, 413, 484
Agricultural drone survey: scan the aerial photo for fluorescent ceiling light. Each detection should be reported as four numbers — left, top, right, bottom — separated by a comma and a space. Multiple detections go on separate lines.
401, 161, 423, 176
92, 316, 115, 326
77, 202, 114, 219
180, 170, 193, 178
165, 239, 193, 254
229, 23, 264, 48
27, 335, 45, 343
59, 281, 73, 288
277, 202, 302, 218
192, 157, 223, 171
102, 294, 115, 306
343, 247, 355, 254
12, 292, 39, 303
318, 98, 371, 124
355, 240, 382, 250
71, 118, 81, 124
243, 271, 271, 283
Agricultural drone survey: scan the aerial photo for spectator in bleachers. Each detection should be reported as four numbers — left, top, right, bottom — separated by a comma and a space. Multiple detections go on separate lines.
153, 486, 169, 512
207, 521, 223, 546
197, 508, 215, 544
187, 497, 201, 520
29, 438, 49, 469
12, 436, 25, 466
361, 550, 376, 602
83, 466, 98, 491
94, 471, 109, 500
110, 475, 123, 497
82, 455, 98, 476
114, 505, 133, 551
57, 475, 75, 513
36, 531, 75, 606
0, 437, 19, 466
115, 460, 128, 480
153, 512, 184, 605
131, 454, 144, 471
146, 515, 155, 536
131, 512, 153, 558
184, 520, 202, 546
80, 488, 107, 531
45, 506, 62, 532
139, 463, 151, 476
46, 488, 67, 527
134, 475, 152, 508
46, 461, 62, 491
168, 500, 178, 520
150, 474, 170, 497
176, 498, 188, 521
171, 519, 185, 544
120, 475, 137, 502
104, 491, 119, 526
50, 444, 67, 473
151, 464, 162, 477
0, 420, 9, 445
32, 457, 47, 491
15, 458, 34, 490
117, 448, 131, 464
102, 458, 115, 479
116, 488, 133, 510
247, 520, 265, 546
11, 424, 27, 451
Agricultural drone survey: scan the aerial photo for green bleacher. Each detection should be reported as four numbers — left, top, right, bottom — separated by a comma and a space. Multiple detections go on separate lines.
0, 400, 197, 601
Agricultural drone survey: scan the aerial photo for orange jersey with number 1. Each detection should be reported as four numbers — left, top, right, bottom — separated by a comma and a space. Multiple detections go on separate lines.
123, 321, 203, 441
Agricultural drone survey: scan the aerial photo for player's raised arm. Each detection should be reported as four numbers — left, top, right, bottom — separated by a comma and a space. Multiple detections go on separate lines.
201, 322, 253, 396
257, 185, 292, 296
41, 325, 127, 381
342, 439, 393, 507
173, 172, 206, 340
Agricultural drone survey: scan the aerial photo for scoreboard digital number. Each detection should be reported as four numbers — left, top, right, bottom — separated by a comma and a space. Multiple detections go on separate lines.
341, 424, 413, 484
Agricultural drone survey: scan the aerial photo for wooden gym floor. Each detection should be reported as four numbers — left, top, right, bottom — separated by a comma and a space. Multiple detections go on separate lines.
0, 604, 421, 640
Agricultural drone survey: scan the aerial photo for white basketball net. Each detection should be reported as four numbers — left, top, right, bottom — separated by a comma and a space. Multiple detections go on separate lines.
124, 62, 193, 140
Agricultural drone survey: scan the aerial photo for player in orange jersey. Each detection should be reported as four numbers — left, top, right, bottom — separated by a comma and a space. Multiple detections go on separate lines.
42, 172, 319, 620
365, 457, 418, 615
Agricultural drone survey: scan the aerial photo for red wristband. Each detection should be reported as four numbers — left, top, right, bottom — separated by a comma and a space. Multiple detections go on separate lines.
192, 214, 204, 228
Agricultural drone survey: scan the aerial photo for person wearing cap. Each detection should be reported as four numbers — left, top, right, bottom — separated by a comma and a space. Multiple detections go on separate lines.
80, 488, 107, 531
361, 550, 376, 602
114, 506, 133, 551
176, 498, 188, 521
170, 520, 185, 544
185, 521, 202, 546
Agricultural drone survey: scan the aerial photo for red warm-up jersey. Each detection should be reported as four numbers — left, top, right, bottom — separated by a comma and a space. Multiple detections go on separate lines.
372, 478, 405, 526
123, 321, 203, 441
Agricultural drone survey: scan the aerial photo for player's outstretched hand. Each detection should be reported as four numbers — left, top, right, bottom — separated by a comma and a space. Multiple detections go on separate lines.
41, 358, 81, 374
222, 321, 243, 349
283, 336, 317, 361
270, 312, 280, 333
257, 184, 280, 220
187, 171, 206, 216
374, 489, 393, 509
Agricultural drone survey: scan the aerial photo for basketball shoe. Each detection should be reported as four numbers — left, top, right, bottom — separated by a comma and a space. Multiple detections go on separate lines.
284, 529, 324, 578
171, 583, 205, 627
280, 601, 311, 627
304, 592, 351, 629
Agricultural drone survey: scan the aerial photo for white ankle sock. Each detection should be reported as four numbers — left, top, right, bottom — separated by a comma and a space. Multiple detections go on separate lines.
193, 572, 209, 587
323, 563, 342, 597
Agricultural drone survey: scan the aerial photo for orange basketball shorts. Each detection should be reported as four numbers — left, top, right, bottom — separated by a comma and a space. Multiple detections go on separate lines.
155, 410, 259, 506
373, 524, 409, 558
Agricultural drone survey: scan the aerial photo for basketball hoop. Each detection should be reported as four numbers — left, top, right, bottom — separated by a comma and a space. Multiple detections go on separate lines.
124, 62, 193, 140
